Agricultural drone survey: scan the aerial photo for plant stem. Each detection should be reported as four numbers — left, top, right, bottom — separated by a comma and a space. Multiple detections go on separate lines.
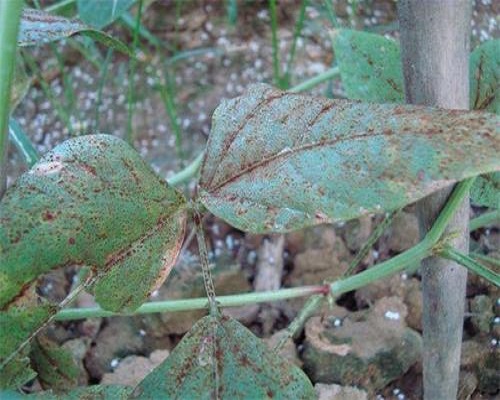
288, 67, 340, 93
269, 0, 281, 88
470, 210, 499, 231
441, 246, 499, 286
0, 0, 23, 197
55, 286, 326, 321
125, 0, 143, 145
283, 0, 308, 88
331, 240, 430, 295
470, 252, 500, 268
9, 118, 39, 167
167, 152, 204, 186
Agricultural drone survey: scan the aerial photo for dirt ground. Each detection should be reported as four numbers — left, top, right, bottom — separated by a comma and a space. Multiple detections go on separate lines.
8, 1, 500, 398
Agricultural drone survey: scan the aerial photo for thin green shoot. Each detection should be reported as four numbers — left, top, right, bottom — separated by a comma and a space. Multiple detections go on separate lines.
323, 0, 340, 28
269, 0, 281, 88
125, 0, 144, 144
282, 0, 308, 88
0, 0, 23, 196
9, 118, 39, 167
94, 48, 113, 131
441, 246, 500, 286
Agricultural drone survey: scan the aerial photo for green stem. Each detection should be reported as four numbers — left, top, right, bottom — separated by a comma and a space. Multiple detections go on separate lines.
55, 286, 326, 321
324, 0, 340, 28
167, 152, 204, 186
269, 0, 281, 88
331, 240, 430, 295
9, 118, 40, 167
288, 67, 340, 93
0, 0, 23, 196
283, 0, 308, 88
424, 178, 475, 244
125, 0, 143, 144
440, 246, 499, 286
470, 210, 499, 231
469, 252, 500, 268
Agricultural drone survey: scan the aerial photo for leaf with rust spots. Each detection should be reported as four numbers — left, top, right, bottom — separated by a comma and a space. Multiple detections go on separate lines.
331, 29, 404, 103
0, 135, 186, 387
470, 40, 499, 114
30, 337, 79, 391
0, 134, 187, 312
10, 384, 133, 399
18, 8, 131, 56
132, 314, 315, 399
199, 84, 499, 233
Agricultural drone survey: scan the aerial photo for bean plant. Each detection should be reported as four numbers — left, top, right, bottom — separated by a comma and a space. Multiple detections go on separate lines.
0, 3, 499, 399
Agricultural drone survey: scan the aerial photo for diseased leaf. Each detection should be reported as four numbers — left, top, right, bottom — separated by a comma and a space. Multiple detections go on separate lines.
1, 134, 187, 312
22, 385, 133, 399
199, 84, 500, 233
0, 301, 55, 388
331, 29, 404, 103
470, 40, 500, 114
30, 337, 79, 391
18, 8, 132, 56
1, 135, 186, 387
132, 313, 315, 399
470, 172, 500, 208
77, 0, 136, 29
332, 30, 499, 215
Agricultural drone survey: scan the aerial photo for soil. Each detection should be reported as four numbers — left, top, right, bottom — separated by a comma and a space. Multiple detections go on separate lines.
8, 0, 500, 398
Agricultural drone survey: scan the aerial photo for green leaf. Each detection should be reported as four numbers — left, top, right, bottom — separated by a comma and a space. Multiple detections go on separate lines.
470, 172, 500, 208
30, 337, 79, 391
18, 8, 132, 56
77, 0, 136, 29
199, 84, 500, 233
1, 134, 187, 312
331, 29, 404, 103
132, 313, 315, 399
470, 40, 500, 114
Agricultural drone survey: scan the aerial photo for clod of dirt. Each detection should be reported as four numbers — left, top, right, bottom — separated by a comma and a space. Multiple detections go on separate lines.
101, 350, 169, 387
355, 275, 423, 331
314, 383, 368, 400
386, 211, 420, 252
287, 227, 351, 288
475, 347, 500, 394
302, 296, 422, 393
62, 338, 91, 386
341, 216, 372, 252
84, 317, 146, 380
469, 294, 494, 334
458, 371, 478, 400
264, 330, 302, 368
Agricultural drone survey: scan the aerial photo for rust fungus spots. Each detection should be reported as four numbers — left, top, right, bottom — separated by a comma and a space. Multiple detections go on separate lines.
42, 211, 55, 221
